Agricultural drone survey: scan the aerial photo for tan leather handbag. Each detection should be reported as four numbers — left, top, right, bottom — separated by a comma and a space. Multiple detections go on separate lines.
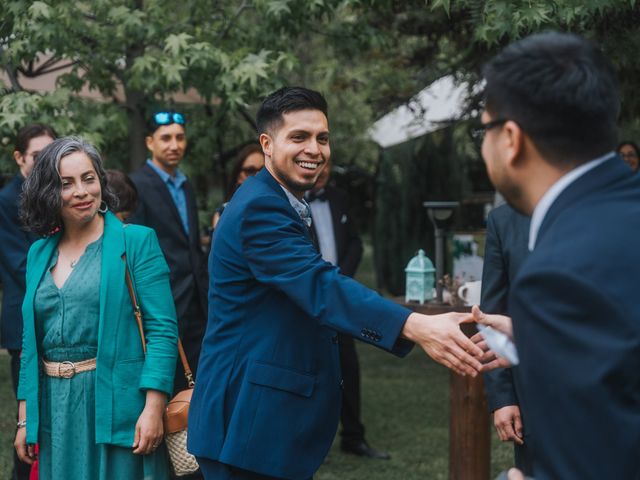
124, 258, 199, 476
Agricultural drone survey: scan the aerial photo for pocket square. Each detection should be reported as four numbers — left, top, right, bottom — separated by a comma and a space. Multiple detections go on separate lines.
341, 214, 348, 224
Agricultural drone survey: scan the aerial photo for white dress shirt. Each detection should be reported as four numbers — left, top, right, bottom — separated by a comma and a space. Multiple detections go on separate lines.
308, 191, 338, 266
528, 152, 615, 251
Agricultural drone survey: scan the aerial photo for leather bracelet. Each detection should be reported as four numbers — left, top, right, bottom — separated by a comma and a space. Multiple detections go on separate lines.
16, 420, 26, 429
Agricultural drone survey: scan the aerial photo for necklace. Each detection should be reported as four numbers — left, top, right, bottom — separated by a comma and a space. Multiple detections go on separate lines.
58, 251, 79, 269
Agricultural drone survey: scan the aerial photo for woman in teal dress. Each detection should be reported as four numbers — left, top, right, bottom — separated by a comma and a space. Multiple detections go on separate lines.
15, 137, 178, 479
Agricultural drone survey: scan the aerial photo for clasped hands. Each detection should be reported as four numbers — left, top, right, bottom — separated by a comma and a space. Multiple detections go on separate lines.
401, 305, 514, 376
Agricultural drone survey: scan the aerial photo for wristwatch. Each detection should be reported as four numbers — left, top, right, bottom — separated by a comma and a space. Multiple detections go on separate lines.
16, 420, 26, 429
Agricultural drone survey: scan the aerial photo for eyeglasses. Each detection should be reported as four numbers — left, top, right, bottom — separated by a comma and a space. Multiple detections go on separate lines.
471, 118, 508, 141
151, 111, 186, 128
241, 166, 262, 176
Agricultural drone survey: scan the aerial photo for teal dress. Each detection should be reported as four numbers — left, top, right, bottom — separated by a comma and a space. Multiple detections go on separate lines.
34, 238, 169, 480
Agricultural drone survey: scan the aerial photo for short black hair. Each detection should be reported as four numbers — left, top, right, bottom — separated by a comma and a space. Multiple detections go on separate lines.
106, 169, 138, 214
145, 110, 187, 136
14, 123, 57, 154
256, 87, 328, 136
482, 31, 620, 166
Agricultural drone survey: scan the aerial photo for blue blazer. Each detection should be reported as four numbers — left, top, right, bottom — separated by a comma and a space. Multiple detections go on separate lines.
510, 156, 640, 479
481, 204, 530, 412
188, 169, 412, 479
0, 174, 35, 349
18, 212, 178, 446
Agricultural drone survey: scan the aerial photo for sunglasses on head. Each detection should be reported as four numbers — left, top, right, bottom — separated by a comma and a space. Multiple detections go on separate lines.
151, 111, 186, 127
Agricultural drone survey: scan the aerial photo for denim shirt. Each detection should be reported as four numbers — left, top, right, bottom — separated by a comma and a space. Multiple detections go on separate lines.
147, 159, 190, 234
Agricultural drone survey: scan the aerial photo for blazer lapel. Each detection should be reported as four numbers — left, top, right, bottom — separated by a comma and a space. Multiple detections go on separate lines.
537, 156, 628, 245
257, 169, 316, 246
98, 212, 126, 351
23, 233, 60, 333
183, 179, 199, 245
142, 164, 188, 241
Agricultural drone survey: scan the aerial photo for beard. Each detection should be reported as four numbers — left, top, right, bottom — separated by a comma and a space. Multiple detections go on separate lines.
269, 161, 320, 196
488, 165, 530, 215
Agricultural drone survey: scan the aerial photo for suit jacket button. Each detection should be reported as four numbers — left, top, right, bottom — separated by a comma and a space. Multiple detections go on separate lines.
332, 335, 339, 344
340, 379, 344, 388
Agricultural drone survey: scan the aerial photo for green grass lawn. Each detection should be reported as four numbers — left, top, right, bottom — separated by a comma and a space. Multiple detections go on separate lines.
0, 238, 514, 478
0, 344, 513, 479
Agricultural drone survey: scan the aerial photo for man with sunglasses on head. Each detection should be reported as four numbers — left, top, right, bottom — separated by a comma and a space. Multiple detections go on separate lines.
0, 123, 56, 480
129, 111, 208, 404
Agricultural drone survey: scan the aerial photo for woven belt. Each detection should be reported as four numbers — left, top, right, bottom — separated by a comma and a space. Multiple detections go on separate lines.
42, 358, 97, 378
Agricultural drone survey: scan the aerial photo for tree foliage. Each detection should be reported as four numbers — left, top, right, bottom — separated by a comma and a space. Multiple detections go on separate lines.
1, 0, 639, 229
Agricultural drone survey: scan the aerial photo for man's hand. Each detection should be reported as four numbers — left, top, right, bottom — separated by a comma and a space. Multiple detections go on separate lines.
470, 305, 514, 371
401, 312, 484, 376
472, 305, 513, 338
493, 405, 524, 445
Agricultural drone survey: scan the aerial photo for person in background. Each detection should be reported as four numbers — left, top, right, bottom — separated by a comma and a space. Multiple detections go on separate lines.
617, 140, 639, 171
210, 143, 264, 230
15, 137, 178, 479
0, 123, 56, 480
480, 204, 532, 475
129, 110, 208, 396
106, 169, 138, 221
307, 161, 389, 460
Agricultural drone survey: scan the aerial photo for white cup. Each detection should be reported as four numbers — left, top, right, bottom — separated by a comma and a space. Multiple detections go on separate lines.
458, 281, 482, 306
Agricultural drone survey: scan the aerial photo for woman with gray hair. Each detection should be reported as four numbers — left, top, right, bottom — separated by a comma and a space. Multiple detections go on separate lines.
15, 137, 178, 479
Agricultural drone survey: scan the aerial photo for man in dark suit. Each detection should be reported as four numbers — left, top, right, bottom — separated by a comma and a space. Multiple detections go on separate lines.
480, 204, 532, 475
129, 111, 208, 394
0, 123, 55, 480
475, 32, 640, 478
307, 161, 389, 460
189, 87, 488, 480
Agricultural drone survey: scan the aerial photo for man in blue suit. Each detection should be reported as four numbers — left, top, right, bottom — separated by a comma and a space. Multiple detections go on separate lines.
475, 32, 640, 479
189, 87, 488, 480
480, 204, 532, 475
0, 123, 55, 480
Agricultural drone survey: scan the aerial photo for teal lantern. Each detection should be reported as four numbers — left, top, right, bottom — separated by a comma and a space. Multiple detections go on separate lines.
405, 249, 436, 304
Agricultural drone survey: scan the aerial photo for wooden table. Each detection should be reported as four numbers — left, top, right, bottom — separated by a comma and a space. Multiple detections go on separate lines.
394, 299, 490, 480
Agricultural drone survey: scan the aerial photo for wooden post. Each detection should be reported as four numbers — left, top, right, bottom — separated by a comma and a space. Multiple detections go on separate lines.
449, 322, 490, 480
393, 299, 491, 480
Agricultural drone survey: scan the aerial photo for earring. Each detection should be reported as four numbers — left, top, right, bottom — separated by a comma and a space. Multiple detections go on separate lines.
98, 201, 108, 214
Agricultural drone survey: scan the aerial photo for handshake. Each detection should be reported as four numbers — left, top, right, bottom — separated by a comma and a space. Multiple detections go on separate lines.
401, 305, 514, 376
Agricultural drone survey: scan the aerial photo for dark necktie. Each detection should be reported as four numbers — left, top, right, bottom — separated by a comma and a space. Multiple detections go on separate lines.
306, 189, 327, 203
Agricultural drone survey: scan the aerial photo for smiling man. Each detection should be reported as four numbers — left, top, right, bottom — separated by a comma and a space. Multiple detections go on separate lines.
129, 111, 208, 399
188, 87, 490, 480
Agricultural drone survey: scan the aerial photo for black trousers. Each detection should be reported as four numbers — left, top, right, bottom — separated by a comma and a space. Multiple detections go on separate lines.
174, 292, 207, 395
337, 334, 366, 444
9, 349, 31, 480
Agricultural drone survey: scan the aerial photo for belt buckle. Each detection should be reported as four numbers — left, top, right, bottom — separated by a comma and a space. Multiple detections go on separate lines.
58, 361, 76, 379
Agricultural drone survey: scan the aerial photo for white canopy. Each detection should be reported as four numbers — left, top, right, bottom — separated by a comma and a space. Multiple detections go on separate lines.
368, 75, 470, 148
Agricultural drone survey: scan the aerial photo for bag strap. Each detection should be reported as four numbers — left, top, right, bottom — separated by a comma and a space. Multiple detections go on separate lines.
123, 253, 195, 388
124, 262, 146, 355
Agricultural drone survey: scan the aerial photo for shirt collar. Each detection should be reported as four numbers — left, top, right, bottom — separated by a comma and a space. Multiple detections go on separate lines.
146, 159, 186, 186
280, 185, 312, 227
528, 151, 614, 251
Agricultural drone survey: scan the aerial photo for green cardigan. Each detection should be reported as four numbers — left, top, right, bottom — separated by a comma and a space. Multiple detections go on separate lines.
17, 211, 179, 446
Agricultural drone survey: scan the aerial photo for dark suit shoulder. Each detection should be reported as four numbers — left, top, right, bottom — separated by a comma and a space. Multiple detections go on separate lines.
0, 175, 22, 203
130, 163, 159, 186
488, 204, 529, 232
